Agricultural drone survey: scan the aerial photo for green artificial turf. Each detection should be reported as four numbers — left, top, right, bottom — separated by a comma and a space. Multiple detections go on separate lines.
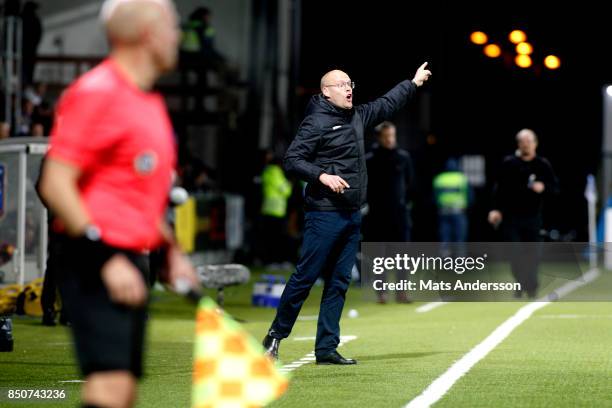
1, 266, 611, 407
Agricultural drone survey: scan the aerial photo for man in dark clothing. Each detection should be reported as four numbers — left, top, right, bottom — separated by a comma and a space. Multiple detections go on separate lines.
365, 121, 414, 303
40, 221, 70, 326
21, 1, 43, 86
488, 128, 559, 298
366, 121, 414, 242
181, 7, 225, 64
35, 156, 68, 326
263, 64, 431, 365
179, 6, 228, 111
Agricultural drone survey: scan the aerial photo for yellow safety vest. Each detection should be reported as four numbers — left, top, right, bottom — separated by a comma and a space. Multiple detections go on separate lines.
261, 165, 292, 218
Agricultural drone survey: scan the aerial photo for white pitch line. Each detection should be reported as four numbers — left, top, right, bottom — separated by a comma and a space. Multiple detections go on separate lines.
405, 268, 600, 408
280, 335, 358, 373
416, 302, 448, 313
339, 335, 357, 342
59, 380, 86, 383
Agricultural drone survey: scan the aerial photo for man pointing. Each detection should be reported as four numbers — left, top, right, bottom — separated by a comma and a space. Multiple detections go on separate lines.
263, 63, 431, 364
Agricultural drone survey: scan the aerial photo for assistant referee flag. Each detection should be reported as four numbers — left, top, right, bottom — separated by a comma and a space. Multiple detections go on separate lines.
192, 298, 290, 407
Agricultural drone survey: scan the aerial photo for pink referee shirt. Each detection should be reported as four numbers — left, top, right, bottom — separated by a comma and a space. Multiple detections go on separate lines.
49, 58, 176, 251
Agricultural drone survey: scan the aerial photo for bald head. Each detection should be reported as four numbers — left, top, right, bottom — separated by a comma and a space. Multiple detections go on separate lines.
516, 128, 537, 144
516, 128, 538, 160
102, 0, 175, 44
320, 70, 349, 91
101, 0, 179, 74
320, 70, 354, 109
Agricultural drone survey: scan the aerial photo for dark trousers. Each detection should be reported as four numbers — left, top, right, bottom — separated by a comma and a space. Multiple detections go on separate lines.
438, 213, 468, 243
438, 212, 468, 257
365, 208, 411, 301
365, 207, 411, 242
269, 210, 361, 357
502, 215, 542, 296
41, 232, 63, 317
259, 215, 288, 264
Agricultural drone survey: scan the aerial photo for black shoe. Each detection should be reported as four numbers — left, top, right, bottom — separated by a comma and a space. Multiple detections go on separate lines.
42, 313, 56, 327
262, 335, 280, 360
316, 350, 356, 365
376, 293, 388, 304
58, 314, 71, 327
396, 293, 413, 304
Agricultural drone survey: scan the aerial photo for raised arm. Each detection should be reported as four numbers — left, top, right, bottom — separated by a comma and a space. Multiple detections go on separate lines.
356, 62, 432, 129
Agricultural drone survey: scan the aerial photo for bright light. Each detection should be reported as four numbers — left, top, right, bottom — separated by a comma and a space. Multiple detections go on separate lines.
509, 30, 527, 44
544, 55, 561, 70
515, 54, 532, 68
470, 31, 488, 45
484, 44, 502, 58
516, 42, 533, 55
606, 86, 612, 97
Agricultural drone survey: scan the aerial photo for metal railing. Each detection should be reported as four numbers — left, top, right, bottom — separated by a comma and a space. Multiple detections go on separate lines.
0, 137, 48, 286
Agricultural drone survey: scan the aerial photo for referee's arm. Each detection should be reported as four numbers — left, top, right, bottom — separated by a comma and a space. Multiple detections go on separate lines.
39, 159, 91, 236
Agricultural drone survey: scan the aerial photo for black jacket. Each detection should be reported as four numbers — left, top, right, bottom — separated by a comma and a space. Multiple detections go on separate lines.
284, 80, 416, 211
492, 155, 559, 217
366, 145, 414, 212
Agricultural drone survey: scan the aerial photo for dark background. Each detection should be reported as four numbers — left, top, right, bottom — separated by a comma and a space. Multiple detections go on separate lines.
296, 1, 611, 241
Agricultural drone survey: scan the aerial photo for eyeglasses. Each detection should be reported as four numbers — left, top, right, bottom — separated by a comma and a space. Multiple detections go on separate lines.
324, 81, 355, 90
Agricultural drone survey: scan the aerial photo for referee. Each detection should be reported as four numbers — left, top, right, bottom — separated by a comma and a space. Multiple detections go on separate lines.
39, 1, 198, 407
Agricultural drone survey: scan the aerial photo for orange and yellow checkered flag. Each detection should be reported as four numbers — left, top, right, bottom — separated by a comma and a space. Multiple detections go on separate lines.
192, 297, 290, 408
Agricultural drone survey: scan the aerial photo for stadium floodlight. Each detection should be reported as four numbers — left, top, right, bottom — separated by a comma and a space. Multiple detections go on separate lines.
607, 86, 612, 97
484, 44, 502, 58
509, 30, 527, 44
544, 55, 561, 70
515, 54, 532, 68
470, 31, 488, 45
516, 42, 533, 55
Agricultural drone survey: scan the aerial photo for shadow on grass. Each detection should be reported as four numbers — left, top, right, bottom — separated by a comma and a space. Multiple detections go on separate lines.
352, 351, 447, 361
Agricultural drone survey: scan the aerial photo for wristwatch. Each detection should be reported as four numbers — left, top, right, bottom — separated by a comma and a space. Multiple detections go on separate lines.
83, 224, 102, 242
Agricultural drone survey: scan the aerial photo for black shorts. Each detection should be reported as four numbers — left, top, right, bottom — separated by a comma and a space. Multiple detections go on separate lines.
57, 236, 150, 378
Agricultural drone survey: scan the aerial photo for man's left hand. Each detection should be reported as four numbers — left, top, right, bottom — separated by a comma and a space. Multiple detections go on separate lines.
412, 62, 432, 87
